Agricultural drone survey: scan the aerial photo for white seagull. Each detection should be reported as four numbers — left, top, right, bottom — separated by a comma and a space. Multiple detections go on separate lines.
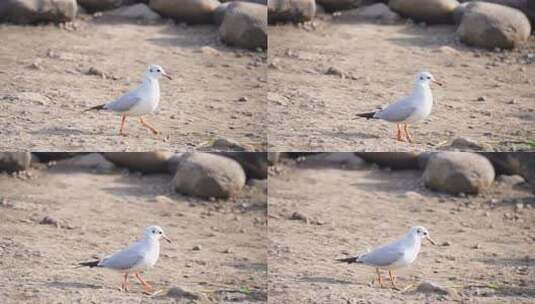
336, 226, 436, 289
79, 225, 171, 293
355, 72, 443, 143
83, 64, 172, 136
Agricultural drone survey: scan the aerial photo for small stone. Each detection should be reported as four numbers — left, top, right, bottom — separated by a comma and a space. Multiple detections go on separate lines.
473, 243, 481, 249
441, 241, 451, 247
238, 96, 248, 102
416, 281, 453, 295
477, 96, 487, 102
192, 245, 202, 251
325, 66, 345, 79
39, 216, 60, 228
290, 211, 309, 223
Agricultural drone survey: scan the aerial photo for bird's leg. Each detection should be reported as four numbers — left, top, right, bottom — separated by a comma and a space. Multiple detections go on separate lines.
404, 124, 413, 143
395, 124, 405, 142
139, 117, 160, 135
120, 272, 130, 292
388, 270, 400, 290
119, 115, 127, 136
375, 268, 385, 288
134, 272, 154, 292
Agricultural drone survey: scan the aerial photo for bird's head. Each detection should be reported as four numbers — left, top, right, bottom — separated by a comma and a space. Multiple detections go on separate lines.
144, 225, 171, 243
410, 226, 436, 245
146, 64, 172, 80
415, 71, 442, 87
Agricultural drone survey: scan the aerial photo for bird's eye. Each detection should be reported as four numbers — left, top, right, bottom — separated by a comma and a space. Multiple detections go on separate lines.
423, 232, 428, 236
157, 69, 161, 72
159, 231, 162, 234
427, 77, 431, 79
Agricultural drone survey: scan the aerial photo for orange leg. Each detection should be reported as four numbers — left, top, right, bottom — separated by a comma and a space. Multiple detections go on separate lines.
404, 124, 413, 143
388, 270, 399, 289
395, 124, 405, 142
139, 117, 159, 135
120, 272, 130, 292
372, 268, 385, 288
119, 115, 127, 136
134, 272, 154, 292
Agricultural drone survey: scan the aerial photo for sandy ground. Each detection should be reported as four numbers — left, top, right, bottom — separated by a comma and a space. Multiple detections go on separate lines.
268, 157, 535, 303
0, 15, 266, 151
0, 158, 267, 303
268, 17, 535, 152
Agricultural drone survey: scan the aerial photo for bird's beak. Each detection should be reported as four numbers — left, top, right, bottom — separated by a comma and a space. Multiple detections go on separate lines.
162, 72, 172, 80
426, 236, 437, 245
163, 235, 171, 243
432, 79, 443, 86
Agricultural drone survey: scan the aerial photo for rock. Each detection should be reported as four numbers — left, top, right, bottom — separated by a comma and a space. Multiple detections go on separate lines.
290, 211, 309, 223
166, 286, 201, 299
200, 137, 256, 152
39, 216, 61, 228
77, 0, 125, 12
423, 152, 495, 194
301, 153, 365, 169
355, 152, 420, 170
496, 174, 525, 185
102, 152, 174, 174
416, 281, 454, 295
268, 0, 316, 24
213, 1, 231, 25
481, 153, 535, 191
457, 2, 531, 49
388, 0, 459, 24
2, 92, 50, 106
325, 66, 346, 78
219, 2, 267, 50
0, 0, 77, 24
449, 137, 484, 150
0, 152, 31, 173
192, 245, 202, 251
317, 0, 359, 12
57, 153, 115, 172
149, 0, 220, 24
173, 153, 246, 199
347, 3, 401, 23
217, 152, 268, 179
267, 152, 281, 165
31, 152, 80, 162
107, 3, 161, 20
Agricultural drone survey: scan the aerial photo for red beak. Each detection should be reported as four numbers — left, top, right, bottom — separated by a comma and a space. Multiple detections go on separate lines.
162, 72, 172, 80
432, 80, 443, 86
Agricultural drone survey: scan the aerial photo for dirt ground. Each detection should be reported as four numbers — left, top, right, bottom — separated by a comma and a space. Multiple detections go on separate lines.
268, 16, 535, 152
0, 157, 267, 303
0, 15, 266, 151
268, 157, 535, 303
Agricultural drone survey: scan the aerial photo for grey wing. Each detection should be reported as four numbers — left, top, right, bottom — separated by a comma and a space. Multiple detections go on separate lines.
105, 91, 141, 112
375, 98, 416, 122
359, 244, 404, 267
99, 247, 144, 270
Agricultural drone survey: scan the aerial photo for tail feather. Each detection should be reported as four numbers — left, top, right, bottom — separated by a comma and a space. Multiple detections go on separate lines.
82, 104, 105, 113
336, 256, 361, 264
354, 112, 376, 120
78, 260, 100, 268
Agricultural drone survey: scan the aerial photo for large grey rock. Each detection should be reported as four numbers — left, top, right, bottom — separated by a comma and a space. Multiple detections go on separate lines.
0, 0, 77, 24
356, 152, 420, 170
457, 2, 531, 49
218, 152, 268, 179
219, 2, 267, 50
268, 0, 315, 23
214, 1, 231, 25
339, 3, 401, 23
388, 0, 459, 24
107, 3, 161, 20
481, 152, 535, 191
0, 152, 31, 172
57, 153, 115, 172
149, 0, 220, 24
77, 0, 121, 12
317, 0, 359, 12
103, 152, 173, 174
423, 152, 495, 194
173, 153, 246, 199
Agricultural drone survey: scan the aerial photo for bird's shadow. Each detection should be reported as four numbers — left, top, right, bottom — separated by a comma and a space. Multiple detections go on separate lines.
297, 276, 355, 285
28, 127, 95, 136
321, 130, 381, 140
45, 280, 103, 290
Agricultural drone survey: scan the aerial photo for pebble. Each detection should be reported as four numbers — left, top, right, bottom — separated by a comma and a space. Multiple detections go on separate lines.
192, 245, 202, 251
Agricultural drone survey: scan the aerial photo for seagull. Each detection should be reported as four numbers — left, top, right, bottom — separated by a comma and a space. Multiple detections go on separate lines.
83, 64, 172, 136
336, 226, 436, 289
355, 72, 442, 143
79, 225, 171, 293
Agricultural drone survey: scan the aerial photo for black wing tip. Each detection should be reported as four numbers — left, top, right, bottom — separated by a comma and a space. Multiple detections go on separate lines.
355, 112, 376, 120
336, 256, 360, 264
82, 104, 105, 113
78, 260, 100, 268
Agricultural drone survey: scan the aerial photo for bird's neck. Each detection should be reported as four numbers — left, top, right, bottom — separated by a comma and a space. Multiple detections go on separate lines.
411, 83, 432, 102
142, 77, 160, 87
